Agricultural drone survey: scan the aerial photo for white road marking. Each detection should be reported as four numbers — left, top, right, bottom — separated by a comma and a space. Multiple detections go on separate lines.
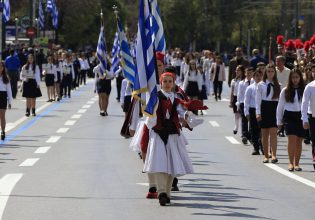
77, 109, 87, 114
82, 105, 91, 109
0, 173, 24, 219
6, 103, 51, 132
56, 128, 70, 133
265, 164, 315, 189
46, 136, 61, 143
209, 121, 220, 127
64, 120, 76, 126
136, 183, 149, 187
87, 101, 94, 104
221, 98, 230, 102
225, 136, 240, 144
19, 158, 40, 167
71, 114, 82, 119
34, 146, 51, 154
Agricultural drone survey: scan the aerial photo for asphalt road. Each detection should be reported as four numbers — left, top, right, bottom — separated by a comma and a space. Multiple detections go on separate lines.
0, 78, 315, 220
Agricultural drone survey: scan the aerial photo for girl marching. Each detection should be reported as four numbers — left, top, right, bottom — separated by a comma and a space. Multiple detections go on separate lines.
43, 55, 57, 102
256, 64, 281, 163
20, 54, 42, 117
0, 61, 13, 140
230, 65, 244, 134
277, 68, 305, 171
143, 72, 194, 206
61, 53, 75, 98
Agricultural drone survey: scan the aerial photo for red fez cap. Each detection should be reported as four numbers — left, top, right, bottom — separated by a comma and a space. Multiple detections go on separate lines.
156, 52, 165, 64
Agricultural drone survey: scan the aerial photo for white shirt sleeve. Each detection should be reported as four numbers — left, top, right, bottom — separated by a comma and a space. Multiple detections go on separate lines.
301, 85, 311, 123
53, 65, 57, 82
71, 65, 75, 79
120, 79, 127, 104
6, 82, 13, 105
255, 83, 263, 115
244, 86, 250, 116
35, 65, 41, 86
276, 88, 286, 125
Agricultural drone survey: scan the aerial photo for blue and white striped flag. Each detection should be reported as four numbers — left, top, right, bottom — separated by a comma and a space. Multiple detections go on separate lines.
96, 26, 107, 78
39, 0, 45, 30
3, 0, 10, 23
47, 0, 58, 29
117, 17, 135, 86
134, 0, 158, 116
150, 0, 166, 54
110, 32, 120, 73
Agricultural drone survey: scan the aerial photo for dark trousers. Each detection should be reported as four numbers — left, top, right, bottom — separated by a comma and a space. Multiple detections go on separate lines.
63, 75, 72, 97
73, 72, 80, 88
240, 103, 250, 140
116, 75, 124, 100
213, 80, 223, 98
249, 108, 261, 151
7, 70, 19, 98
80, 70, 87, 85
308, 116, 315, 161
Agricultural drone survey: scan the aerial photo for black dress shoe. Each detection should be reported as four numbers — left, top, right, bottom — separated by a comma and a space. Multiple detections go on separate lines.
171, 186, 179, 191
233, 130, 237, 135
251, 150, 260, 155
1, 131, 5, 140
166, 197, 171, 204
158, 193, 168, 206
271, 158, 278, 164
304, 139, 311, 145
288, 167, 294, 172
242, 137, 248, 144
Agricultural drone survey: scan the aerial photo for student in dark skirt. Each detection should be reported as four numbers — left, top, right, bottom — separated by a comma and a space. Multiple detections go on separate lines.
20, 54, 42, 117
277, 68, 305, 171
0, 61, 12, 140
43, 55, 57, 102
197, 64, 209, 115
93, 63, 113, 116
256, 64, 281, 163
183, 60, 202, 101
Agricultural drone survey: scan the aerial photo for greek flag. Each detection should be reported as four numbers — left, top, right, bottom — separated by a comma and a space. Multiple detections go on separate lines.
150, 0, 166, 54
110, 32, 120, 73
47, 0, 58, 29
39, 0, 45, 30
134, 0, 158, 116
96, 26, 107, 78
117, 17, 135, 86
3, 0, 10, 23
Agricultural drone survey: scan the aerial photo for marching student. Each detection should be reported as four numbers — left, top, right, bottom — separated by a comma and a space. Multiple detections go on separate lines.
244, 69, 263, 155
277, 68, 305, 171
53, 52, 63, 101
61, 53, 75, 98
303, 65, 313, 145
230, 65, 244, 134
79, 53, 90, 85
197, 64, 209, 115
143, 72, 194, 206
256, 64, 281, 163
301, 64, 315, 164
183, 59, 202, 101
43, 55, 57, 102
210, 54, 225, 101
237, 67, 254, 144
93, 63, 113, 116
120, 78, 132, 119
0, 61, 13, 140
20, 54, 42, 117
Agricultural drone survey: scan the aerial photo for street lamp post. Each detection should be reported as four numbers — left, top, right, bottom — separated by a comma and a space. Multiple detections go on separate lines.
15, 18, 18, 47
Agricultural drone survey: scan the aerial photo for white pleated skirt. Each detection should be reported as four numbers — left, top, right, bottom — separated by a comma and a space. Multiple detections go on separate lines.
143, 130, 193, 177
128, 119, 145, 152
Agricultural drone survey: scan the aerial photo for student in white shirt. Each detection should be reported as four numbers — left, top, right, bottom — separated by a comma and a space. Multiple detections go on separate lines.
277, 68, 305, 171
237, 67, 254, 143
20, 54, 42, 117
230, 65, 244, 134
43, 55, 57, 102
256, 64, 281, 163
301, 64, 315, 163
244, 69, 263, 155
0, 61, 12, 140
183, 60, 202, 101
